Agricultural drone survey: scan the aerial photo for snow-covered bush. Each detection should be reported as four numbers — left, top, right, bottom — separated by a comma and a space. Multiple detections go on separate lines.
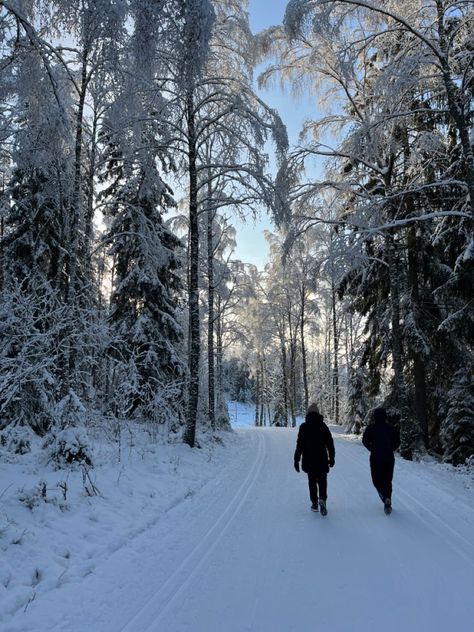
0, 282, 60, 436
0, 426, 34, 455
272, 396, 287, 427
53, 391, 88, 428
215, 400, 231, 431
345, 367, 370, 434
18, 481, 47, 511
17, 480, 69, 510
43, 428, 93, 470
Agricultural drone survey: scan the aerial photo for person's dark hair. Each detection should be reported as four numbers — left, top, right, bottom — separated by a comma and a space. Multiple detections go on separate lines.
373, 407, 387, 423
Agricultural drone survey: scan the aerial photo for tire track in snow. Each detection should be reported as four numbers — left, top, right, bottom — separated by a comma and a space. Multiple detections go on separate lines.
335, 434, 474, 565
119, 429, 266, 632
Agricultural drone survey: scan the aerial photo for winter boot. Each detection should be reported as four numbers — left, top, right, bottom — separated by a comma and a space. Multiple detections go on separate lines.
311, 504, 319, 512
384, 498, 392, 515
319, 499, 327, 516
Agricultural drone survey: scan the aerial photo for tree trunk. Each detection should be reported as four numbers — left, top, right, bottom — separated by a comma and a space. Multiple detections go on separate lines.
84, 105, 98, 254
280, 334, 289, 426
216, 294, 223, 416
407, 225, 429, 448
387, 235, 417, 459
255, 367, 260, 427
300, 293, 309, 412
260, 356, 267, 426
68, 52, 88, 303
401, 124, 429, 448
290, 340, 297, 427
183, 90, 200, 448
288, 310, 297, 427
207, 185, 216, 430
331, 280, 340, 424
325, 311, 332, 417
62, 52, 88, 395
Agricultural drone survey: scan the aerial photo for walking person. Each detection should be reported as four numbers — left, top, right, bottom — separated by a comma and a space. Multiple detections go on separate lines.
294, 403, 335, 516
362, 407, 400, 514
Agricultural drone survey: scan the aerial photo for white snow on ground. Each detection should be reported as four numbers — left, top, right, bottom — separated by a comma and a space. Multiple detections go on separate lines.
1, 422, 474, 632
0, 426, 248, 629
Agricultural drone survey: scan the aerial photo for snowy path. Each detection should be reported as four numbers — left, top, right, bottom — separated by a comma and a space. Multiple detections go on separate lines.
13, 427, 474, 632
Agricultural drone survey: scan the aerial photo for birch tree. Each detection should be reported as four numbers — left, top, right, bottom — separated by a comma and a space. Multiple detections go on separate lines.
154, 0, 287, 445
257, 0, 473, 460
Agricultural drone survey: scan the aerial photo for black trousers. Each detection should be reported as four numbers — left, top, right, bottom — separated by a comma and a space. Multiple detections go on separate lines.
307, 472, 328, 504
370, 457, 394, 501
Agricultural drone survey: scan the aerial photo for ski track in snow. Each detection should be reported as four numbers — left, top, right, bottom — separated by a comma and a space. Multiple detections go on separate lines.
119, 431, 266, 631
5, 426, 474, 632
339, 438, 474, 564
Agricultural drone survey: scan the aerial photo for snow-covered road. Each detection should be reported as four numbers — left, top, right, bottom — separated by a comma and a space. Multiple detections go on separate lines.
13, 427, 474, 632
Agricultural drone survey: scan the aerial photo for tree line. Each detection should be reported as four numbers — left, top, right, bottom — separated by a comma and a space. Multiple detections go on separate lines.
243, 0, 473, 464
0, 0, 285, 449
1, 0, 473, 467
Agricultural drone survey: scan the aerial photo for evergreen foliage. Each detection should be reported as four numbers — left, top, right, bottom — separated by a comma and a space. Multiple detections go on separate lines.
0, 0, 472, 468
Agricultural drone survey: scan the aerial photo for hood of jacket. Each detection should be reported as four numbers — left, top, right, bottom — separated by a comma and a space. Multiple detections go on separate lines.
305, 411, 324, 425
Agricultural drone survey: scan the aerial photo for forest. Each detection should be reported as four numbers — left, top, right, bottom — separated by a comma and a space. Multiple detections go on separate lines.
0, 0, 473, 467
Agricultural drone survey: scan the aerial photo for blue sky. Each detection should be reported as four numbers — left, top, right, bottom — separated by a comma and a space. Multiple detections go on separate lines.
232, 0, 317, 269
249, 0, 288, 31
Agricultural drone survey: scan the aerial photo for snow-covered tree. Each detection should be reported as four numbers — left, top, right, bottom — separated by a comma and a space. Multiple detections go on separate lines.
100, 0, 185, 425
0, 36, 74, 431
441, 366, 474, 465
149, 0, 288, 445
257, 0, 474, 461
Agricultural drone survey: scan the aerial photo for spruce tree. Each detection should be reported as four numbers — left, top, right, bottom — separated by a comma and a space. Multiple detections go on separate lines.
0, 46, 73, 433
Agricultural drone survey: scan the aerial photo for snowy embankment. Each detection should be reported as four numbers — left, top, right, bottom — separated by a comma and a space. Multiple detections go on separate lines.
0, 422, 248, 629
1, 410, 474, 632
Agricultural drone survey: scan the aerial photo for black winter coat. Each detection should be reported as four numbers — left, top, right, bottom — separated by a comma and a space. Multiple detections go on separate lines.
294, 413, 335, 474
362, 420, 400, 462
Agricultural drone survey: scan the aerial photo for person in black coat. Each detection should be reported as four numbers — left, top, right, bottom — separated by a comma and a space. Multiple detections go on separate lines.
294, 403, 335, 515
362, 407, 400, 514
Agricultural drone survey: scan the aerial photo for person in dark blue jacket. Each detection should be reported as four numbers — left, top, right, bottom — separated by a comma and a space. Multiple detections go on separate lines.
294, 403, 335, 515
362, 407, 400, 514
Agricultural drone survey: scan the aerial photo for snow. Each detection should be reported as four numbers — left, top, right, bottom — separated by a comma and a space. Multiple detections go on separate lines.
228, 400, 304, 427
0, 427, 249, 628
228, 400, 256, 427
1, 425, 474, 631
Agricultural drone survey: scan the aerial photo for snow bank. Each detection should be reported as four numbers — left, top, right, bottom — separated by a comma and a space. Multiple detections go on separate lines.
0, 425, 245, 626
